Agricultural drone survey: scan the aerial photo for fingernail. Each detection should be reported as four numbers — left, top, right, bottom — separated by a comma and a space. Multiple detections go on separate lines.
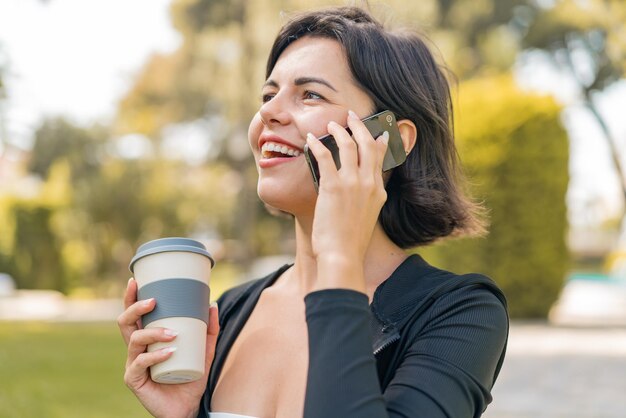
210, 301, 218, 309
142, 298, 154, 307
348, 110, 358, 119
164, 329, 178, 337
306, 132, 317, 142
162, 346, 177, 354
381, 131, 390, 144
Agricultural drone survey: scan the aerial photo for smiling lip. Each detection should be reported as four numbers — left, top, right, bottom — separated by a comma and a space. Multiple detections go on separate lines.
258, 134, 304, 168
258, 134, 303, 153
258, 155, 300, 169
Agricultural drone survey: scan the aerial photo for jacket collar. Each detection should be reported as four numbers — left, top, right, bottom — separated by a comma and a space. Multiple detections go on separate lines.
369, 254, 434, 354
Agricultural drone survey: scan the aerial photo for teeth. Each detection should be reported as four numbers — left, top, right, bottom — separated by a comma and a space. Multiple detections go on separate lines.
261, 141, 301, 157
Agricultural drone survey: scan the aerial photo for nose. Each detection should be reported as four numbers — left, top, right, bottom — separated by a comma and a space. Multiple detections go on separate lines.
259, 94, 292, 127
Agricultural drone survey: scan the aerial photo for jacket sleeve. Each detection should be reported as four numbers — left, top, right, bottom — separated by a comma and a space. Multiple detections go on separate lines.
303, 287, 508, 418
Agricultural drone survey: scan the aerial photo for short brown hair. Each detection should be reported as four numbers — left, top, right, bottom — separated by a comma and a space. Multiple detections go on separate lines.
267, 6, 485, 248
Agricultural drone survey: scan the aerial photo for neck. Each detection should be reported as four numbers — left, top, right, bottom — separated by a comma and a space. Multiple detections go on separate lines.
276, 214, 408, 300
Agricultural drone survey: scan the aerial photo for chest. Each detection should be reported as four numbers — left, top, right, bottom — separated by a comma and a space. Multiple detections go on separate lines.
211, 292, 309, 418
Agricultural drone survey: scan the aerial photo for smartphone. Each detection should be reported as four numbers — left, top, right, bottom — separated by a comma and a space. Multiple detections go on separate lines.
303, 110, 406, 191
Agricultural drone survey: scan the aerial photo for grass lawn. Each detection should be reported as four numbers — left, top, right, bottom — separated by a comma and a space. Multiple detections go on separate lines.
0, 321, 152, 418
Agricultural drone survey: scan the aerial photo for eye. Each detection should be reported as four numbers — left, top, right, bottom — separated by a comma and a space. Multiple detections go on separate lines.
261, 93, 275, 103
304, 90, 325, 101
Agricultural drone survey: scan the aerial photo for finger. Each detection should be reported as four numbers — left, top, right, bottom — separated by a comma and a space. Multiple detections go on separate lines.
117, 298, 156, 345
327, 119, 358, 172
208, 302, 220, 337
306, 132, 339, 186
127, 327, 178, 365
346, 110, 378, 172
126, 279, 143, 332
375, 131, 390, 174
124, 347, 176, 390
372, 132, 390, 197
119, 278, 140, 342
204, 302, 220, 375
123, 278, 137, 310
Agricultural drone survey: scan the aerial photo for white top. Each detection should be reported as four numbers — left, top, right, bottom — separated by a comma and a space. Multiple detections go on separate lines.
209, 413, 259, 418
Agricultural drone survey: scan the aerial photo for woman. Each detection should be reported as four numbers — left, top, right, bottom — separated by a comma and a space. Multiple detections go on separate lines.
118, 6, 508, 418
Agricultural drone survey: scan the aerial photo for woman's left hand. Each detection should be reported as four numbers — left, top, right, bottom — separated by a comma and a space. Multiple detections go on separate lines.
306, 110, 389, 283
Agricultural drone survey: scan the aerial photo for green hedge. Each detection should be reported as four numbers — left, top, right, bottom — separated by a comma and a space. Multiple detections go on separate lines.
422, 75, 569, 318
11, 204, 67, 292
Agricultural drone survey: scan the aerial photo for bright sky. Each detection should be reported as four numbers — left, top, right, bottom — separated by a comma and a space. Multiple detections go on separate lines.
1, 0, 625, 227
0, 0, 180, 147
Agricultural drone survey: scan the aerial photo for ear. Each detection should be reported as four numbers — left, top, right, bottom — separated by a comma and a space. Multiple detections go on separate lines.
397, 119, 417, 155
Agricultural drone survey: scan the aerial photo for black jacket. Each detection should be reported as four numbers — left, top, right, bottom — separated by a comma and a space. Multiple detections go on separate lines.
198, 254, 508, 418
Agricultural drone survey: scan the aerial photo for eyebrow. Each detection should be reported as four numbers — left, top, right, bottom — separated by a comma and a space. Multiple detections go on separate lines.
263, 77, 338, 92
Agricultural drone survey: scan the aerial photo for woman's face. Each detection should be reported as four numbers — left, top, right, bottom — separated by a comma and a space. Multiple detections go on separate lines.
248, 36, 374, 216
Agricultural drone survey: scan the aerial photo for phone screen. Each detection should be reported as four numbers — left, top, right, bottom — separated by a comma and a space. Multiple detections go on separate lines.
303, 110, 406, 191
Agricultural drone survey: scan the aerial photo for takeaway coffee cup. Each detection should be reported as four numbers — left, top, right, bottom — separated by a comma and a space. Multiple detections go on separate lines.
129, 237, 214, 384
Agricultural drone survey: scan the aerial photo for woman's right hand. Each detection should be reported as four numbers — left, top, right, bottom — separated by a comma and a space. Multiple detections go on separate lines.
117, 278, 219, 418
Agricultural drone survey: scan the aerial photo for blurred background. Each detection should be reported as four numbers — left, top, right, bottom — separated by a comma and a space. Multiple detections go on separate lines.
0, 0, 625, 417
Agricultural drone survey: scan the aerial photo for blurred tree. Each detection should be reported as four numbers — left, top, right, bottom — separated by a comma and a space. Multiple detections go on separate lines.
429, 0, 527, 77
11, 205, 66, 291
3, 161, 71, 292
3, 116, 241, 293
522, 0, 626, 214
69, 158, 239, 285
28, 118, 106, 180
